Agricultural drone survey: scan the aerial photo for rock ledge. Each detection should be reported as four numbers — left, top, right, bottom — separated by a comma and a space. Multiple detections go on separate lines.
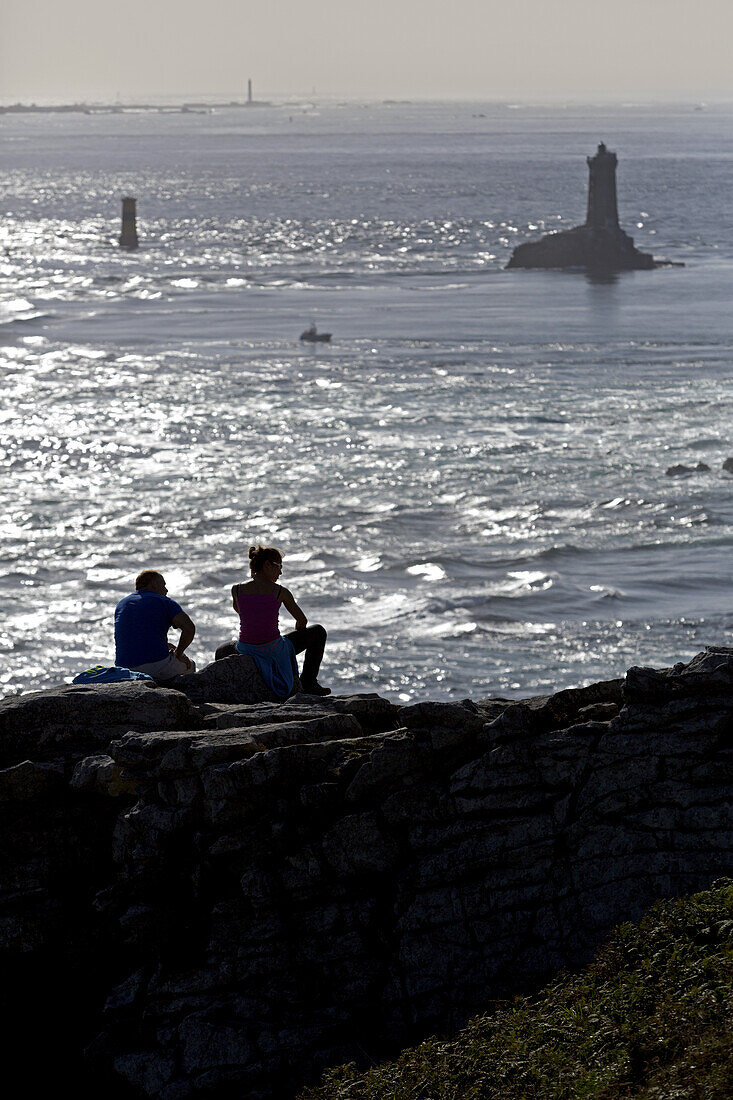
1, 649, 732, 1098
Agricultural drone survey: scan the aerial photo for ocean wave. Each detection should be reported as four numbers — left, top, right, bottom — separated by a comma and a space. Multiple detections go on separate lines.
0, 297, 48, 325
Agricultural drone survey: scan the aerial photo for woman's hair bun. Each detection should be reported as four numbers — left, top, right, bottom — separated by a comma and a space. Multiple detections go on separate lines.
248, 544, 283, 575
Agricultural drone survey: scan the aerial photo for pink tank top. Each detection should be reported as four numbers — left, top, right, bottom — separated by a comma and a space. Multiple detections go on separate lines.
237, 587, 281, 645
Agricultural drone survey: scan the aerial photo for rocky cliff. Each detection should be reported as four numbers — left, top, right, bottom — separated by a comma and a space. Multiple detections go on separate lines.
2, 649, 732, 1098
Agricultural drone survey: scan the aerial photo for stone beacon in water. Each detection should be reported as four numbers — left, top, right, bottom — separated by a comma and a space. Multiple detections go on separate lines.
507, 142, 656, 272
119, 196, 139, 249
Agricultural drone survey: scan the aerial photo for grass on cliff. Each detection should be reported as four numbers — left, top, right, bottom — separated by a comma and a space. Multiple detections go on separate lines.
301, 881, 733, 1100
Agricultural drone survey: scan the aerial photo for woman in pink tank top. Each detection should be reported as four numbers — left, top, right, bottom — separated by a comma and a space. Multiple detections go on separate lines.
230, 544, 330, 696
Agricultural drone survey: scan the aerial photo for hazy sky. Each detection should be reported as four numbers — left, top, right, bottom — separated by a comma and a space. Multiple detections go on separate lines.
2, 0, 732, 102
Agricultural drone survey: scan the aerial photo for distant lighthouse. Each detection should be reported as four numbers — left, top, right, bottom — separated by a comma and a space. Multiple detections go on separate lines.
247, 79, 253, 105
586, 142, 619, 230
119, 196, 138, 249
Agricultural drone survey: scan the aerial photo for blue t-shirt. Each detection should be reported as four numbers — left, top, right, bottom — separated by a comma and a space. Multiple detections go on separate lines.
114, 590, 184, 668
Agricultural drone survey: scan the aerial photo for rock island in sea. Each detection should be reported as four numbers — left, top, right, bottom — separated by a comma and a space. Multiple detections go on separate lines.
507, 142, 657, 272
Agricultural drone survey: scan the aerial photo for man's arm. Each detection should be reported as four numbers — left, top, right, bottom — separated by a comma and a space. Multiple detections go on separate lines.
171, 611, 196, 667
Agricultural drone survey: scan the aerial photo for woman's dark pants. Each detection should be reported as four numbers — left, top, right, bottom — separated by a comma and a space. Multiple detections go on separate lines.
283, 624, 327, 685
214, 625, 327, 684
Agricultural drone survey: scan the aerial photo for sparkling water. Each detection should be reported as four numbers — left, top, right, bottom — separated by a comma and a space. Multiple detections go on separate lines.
1, 100, 732, 699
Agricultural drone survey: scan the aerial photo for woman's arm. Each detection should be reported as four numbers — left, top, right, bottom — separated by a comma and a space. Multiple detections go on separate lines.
280, 587, 308, 630
231, 584, 240, 613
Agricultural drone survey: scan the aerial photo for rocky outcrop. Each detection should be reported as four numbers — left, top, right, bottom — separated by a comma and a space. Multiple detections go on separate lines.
0, 680, 197, 767
1, 651, 732, 1097
665, 462, 711, 477
169, 653, 296, 705
507, 223, 655, 272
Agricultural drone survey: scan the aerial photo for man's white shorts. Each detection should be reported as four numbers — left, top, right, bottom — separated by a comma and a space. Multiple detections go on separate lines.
130, 652, 196, 681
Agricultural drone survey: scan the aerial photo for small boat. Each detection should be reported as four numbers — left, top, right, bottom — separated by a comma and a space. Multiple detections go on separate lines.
300, 323, 331, 343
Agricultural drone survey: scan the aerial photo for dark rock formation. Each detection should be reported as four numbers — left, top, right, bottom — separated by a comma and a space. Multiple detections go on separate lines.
0, 680, 196, 767
169, 652, 296, 704
665, 462, 711, 476
507, 222, 655, 272
1, 651, 732, 1097
507, 143, 656, 272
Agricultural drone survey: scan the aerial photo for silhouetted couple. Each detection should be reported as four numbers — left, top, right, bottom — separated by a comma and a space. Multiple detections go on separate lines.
113, 545, 329, 696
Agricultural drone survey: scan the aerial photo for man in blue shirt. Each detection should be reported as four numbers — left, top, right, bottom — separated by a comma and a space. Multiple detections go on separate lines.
114, 570, 197, 680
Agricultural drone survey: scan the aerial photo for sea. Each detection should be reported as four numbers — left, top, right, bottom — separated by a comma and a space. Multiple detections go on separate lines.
1, 99, 732, 701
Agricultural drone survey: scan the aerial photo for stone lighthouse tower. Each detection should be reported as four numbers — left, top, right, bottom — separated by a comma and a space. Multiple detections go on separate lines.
507, 141, 657, 271
586, 142, 619, 230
